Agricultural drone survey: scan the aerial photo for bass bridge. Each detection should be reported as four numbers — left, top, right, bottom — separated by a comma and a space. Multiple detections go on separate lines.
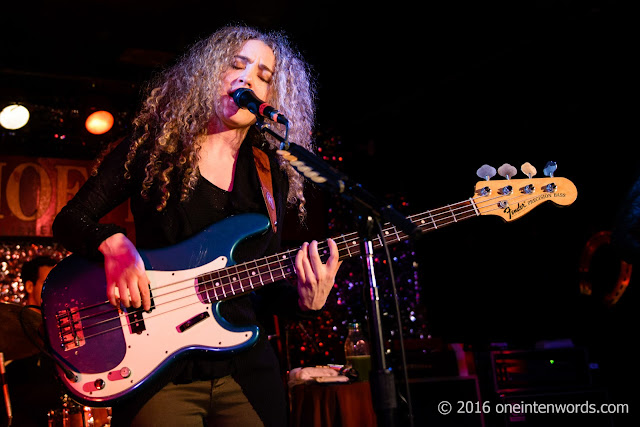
57, 307, 85, 351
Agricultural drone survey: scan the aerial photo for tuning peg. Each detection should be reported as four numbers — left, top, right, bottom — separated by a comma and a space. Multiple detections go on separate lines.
476, 164, 497, 181
543, 161, 557, 177
498, 163, 517, 180
521, 162, 537, 178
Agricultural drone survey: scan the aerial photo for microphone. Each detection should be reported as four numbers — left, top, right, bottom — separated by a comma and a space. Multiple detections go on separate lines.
231, 88, 289, 125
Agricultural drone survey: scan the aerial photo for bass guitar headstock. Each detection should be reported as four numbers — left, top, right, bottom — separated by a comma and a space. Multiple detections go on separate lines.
473, 161, 577, 222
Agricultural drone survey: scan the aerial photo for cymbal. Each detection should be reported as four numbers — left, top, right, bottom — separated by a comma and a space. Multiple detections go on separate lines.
0, 301, 44, 361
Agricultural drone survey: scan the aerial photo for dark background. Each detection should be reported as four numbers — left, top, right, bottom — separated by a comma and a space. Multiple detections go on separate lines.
1, 1, 635, 424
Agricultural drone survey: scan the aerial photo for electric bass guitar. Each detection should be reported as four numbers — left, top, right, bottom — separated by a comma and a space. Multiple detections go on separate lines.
41, 174, 577, 405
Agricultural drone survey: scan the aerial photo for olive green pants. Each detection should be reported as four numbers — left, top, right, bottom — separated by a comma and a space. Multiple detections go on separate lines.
122, 376, 263, 426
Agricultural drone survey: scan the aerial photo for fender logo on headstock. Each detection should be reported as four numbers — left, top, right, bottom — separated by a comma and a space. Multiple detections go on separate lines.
504, 202, 529, 219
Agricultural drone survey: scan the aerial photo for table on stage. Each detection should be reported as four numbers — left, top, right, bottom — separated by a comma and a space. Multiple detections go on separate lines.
289, 381, 377, 427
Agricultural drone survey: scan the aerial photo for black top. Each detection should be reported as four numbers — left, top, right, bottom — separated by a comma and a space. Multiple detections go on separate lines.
52, 129, 309, 426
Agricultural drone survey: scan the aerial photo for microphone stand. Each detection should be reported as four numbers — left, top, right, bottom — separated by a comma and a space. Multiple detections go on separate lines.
256, 121, 420, 427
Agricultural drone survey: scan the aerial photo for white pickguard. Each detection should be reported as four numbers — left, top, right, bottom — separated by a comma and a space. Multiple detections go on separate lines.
61, 256, 255, 402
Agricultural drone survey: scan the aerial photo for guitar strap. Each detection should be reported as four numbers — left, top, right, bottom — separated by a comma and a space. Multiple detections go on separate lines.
252, 146, 278, 233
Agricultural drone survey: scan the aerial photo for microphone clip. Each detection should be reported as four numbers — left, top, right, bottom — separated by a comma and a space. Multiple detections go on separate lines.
255, 118, 290, 148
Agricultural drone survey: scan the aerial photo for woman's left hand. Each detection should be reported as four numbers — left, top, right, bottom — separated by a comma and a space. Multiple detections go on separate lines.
295, 238, 342, 310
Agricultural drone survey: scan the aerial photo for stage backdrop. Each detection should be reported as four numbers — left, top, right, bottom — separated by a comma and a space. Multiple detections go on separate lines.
0, 155, 134, 238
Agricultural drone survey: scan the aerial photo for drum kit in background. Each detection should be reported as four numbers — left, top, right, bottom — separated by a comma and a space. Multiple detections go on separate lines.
45, 396, 111, 427
1, 301, 112, 427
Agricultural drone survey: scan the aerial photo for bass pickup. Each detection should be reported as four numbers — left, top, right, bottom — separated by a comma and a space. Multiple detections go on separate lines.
177, 311, 210, 333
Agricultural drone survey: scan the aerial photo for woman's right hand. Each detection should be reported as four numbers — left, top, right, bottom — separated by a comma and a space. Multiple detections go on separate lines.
98, 233, 151, 311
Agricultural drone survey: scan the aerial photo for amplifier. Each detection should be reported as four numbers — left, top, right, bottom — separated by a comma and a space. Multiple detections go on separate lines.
491, 348, 591, 394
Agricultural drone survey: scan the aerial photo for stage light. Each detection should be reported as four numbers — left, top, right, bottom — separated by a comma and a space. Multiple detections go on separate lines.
0, 104, 30, 130
85, 110, 114, 135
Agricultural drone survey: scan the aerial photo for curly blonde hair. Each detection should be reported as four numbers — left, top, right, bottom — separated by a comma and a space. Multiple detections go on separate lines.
119, 25, 317, 219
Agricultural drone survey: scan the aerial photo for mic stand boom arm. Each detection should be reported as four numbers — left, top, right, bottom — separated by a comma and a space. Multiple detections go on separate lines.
258, 121, 420, 427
